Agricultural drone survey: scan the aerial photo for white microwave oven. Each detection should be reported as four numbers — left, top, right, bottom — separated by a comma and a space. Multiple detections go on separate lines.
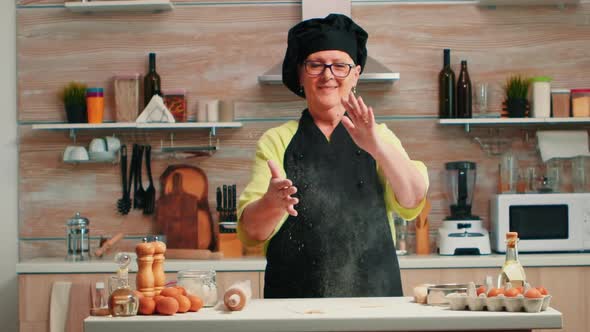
491, 193, 590, 253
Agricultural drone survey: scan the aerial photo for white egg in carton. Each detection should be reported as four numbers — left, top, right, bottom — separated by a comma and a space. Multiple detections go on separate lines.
446, 292, 552, 313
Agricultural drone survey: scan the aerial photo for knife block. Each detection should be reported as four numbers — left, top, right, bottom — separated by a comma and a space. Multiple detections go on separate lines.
218, 223, 242, 258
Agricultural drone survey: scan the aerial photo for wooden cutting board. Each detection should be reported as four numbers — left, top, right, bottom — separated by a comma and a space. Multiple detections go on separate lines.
158, 165, 217, 251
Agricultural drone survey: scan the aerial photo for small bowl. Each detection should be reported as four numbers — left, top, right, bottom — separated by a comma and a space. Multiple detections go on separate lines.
504, 296, 524, 312
66, 146, 89, 161
467, 297, 486, 311
523, 297, 544, 313
485, 296, 505, 312
541, 295, 552, 311
89, 137, 108, 153
445, 293, 467, 310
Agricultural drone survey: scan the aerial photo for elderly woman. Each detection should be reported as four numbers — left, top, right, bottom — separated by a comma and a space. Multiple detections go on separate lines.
237, 14, 428, 298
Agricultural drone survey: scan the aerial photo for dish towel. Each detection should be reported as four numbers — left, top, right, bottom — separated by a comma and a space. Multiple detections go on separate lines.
49, 281, 72, 332
536, 130, 590, 162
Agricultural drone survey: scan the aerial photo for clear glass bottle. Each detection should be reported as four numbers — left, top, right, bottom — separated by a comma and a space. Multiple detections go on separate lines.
497, 232, 526, 288
177, 270, 218, 307
108, 252, 139, 317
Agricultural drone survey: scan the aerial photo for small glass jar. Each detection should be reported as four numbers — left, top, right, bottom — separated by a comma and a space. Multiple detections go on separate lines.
177, 270, 218, 307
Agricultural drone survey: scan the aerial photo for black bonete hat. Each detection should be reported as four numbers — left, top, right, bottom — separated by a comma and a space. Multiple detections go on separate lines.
282, 13, 368, 98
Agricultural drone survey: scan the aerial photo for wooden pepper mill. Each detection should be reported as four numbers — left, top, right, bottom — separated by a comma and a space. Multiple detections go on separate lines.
135, 238, 155, 297
152, 236, 167, 296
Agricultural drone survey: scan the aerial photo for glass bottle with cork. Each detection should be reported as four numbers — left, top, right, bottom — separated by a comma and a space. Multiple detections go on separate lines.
438, 48, 456, 119
497, 232, 526, 288
144, 52, 162, 109
108, 252, 139, 317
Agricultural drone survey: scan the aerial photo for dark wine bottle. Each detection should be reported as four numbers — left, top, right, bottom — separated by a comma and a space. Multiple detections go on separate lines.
456, 60, 472, 118
143, 52, 162, 109
438, 49, 456, 118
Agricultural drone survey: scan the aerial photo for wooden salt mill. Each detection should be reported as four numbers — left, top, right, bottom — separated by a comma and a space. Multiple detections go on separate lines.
152, 236, 167, 296
135, 238, 155, 297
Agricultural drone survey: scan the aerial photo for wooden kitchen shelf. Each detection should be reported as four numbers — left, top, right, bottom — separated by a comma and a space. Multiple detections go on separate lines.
439, 117, 590, 132
65, 0, 174, 13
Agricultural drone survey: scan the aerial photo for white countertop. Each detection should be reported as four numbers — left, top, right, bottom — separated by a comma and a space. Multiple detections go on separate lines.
84, 297, 562, 332
16, 253, 590, 274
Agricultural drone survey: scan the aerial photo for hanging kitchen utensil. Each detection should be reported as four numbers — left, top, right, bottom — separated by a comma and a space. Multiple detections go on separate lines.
116, 145, 131, 215
143, 145, 156, 215
134, 145, 146, 209
130, 144, 138, 209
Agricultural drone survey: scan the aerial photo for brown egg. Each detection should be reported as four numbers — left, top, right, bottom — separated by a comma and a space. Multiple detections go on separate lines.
174, 295, 191, 313
160, 287, 180, 297
505, 288, 520, 297
187, 295, 204, 312
156, 297, 179, 315
175, 286, 188, 296
487, 288, 505, 297
139, 297, 156, 315
524, 288, 543, 299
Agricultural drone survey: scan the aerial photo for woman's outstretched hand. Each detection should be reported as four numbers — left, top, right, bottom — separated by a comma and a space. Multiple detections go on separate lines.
341, 91, 380, 156
263, 160, 299, 216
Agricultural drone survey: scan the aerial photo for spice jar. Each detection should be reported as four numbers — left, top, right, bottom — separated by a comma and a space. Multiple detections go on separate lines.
86, 87, 105, 123
114, 74, 140, 122
571, 89, 590, 117
177, 270, 218, 307
551, 89, 570, 118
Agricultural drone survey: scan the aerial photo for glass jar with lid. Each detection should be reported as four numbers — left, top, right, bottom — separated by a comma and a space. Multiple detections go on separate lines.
177, 270, 218, 307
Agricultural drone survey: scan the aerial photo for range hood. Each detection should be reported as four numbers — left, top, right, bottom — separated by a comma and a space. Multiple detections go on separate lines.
258, 0, 400, 85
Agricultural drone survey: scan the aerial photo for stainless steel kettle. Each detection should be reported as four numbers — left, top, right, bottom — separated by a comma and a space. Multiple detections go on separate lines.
66, 212, 90, 261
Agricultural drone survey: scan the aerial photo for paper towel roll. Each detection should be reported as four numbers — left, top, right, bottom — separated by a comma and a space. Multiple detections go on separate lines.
536, 130, 590, 162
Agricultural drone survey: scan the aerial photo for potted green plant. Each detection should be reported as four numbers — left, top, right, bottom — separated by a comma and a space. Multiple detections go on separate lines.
60, 82, 87, 123
503, 75, 530, 118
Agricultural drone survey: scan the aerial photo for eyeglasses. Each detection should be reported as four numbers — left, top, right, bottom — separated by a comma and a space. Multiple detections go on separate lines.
303, 61, 355, 78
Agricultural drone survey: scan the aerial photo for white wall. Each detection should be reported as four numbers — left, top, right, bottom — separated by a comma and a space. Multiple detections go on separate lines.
0, 0, 18, 330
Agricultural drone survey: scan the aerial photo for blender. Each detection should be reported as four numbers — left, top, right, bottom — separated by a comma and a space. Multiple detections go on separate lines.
438, 161, 491, 255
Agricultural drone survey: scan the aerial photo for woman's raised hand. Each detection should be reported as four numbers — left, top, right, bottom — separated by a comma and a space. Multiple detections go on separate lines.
341, 91, 380, 156
264, 160, 299, 216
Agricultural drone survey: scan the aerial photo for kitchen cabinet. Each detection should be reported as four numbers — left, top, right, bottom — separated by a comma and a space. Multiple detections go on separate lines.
18, 271, 261, 332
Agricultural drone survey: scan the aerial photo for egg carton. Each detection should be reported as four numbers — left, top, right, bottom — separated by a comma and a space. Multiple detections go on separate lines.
445, 293, 552, 313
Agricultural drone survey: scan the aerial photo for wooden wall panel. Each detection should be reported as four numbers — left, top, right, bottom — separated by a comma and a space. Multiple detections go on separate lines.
17, 1, 590, 259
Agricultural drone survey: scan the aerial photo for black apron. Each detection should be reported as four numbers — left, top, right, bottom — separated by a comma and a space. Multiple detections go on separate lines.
264, 110, 402, 298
